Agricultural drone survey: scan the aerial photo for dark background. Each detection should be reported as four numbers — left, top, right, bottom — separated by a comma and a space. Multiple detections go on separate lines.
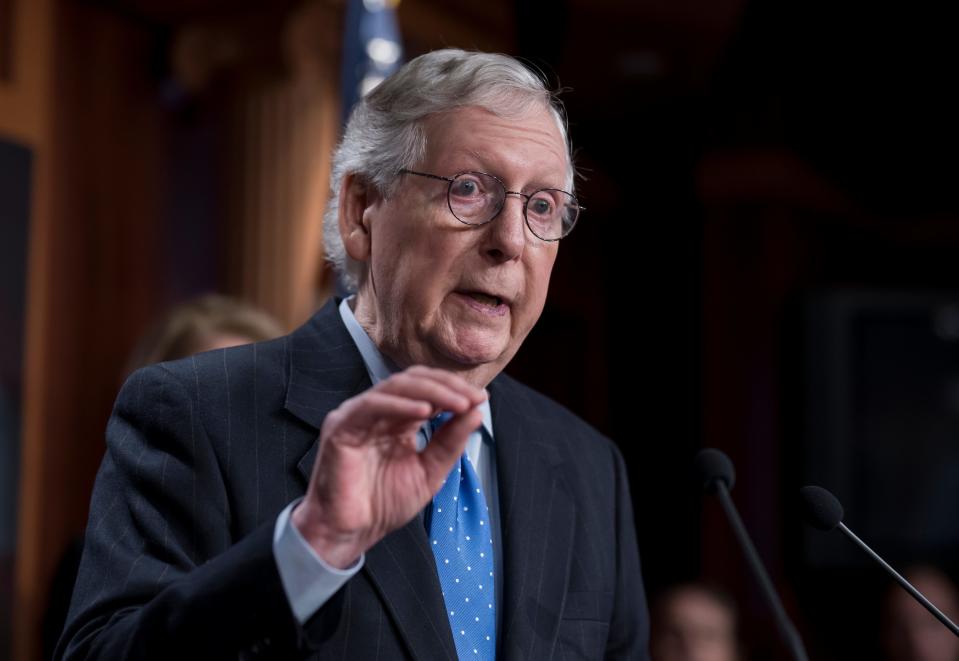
507, 0, 959, 656
4, 0, 959, 658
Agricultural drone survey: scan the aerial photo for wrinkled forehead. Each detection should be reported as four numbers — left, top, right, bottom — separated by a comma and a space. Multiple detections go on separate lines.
419, 105, 573, 190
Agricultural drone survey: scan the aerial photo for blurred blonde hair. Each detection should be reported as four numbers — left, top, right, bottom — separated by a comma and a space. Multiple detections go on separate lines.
126, 294, 284, 372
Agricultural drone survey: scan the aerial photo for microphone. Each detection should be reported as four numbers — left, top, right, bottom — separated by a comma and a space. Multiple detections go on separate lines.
799, 485, 959, 637
695, 449, 809, 661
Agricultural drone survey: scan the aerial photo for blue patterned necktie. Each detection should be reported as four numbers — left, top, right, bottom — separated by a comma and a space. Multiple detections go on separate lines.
428, 413, 496, 659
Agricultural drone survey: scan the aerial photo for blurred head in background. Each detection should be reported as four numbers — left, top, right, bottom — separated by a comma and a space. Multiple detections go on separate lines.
882, 566, 959, 661
651, 582, 741, 661
125, 294, 284, 371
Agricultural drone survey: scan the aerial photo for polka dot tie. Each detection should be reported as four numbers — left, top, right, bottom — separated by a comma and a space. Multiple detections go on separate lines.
428, 413, 496, 659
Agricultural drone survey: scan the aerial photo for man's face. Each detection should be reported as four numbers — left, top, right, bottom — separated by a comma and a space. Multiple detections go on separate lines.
348, 104, 568, 386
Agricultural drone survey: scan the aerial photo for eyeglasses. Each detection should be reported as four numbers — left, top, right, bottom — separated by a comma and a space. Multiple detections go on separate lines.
398, 169, 581, 241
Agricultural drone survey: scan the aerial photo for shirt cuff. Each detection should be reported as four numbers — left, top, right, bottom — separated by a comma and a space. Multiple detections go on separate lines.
273, 498, 364, 624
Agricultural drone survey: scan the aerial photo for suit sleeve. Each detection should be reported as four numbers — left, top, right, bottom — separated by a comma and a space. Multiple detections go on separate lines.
605, 442, 651, 660
57, 364, 309, 660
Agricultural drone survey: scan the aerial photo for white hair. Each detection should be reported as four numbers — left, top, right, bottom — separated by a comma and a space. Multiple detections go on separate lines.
322, 48, 574, 292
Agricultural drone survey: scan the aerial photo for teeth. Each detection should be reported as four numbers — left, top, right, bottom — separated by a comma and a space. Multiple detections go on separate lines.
468, 292, 499, 307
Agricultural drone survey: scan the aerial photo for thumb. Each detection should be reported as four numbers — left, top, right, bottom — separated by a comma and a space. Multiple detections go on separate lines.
420, 407, 483, 491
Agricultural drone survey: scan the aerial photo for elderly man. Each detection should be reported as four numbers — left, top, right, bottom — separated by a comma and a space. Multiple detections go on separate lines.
59, 49, 649, 660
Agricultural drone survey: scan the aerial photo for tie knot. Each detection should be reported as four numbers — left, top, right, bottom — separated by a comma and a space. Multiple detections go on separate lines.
429, 411, 454, 434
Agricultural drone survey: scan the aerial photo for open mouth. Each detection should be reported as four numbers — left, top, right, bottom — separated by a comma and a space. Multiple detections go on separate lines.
466, 292, 503, 307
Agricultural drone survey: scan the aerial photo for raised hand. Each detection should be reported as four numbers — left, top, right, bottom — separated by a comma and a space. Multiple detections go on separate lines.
291, 365, 487, 568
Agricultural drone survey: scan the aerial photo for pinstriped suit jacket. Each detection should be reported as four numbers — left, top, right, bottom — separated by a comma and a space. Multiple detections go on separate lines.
58, 298, 650, 660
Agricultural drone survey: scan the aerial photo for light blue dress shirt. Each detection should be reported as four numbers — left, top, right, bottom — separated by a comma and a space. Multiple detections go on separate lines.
273, 297, 499, 624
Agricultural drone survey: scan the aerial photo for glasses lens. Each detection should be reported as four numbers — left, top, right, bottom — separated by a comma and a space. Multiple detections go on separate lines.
526, 189, 578, 240
447, 172, 504, 225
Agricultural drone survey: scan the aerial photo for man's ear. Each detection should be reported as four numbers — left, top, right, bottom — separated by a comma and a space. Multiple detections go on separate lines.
338, 173, 382, 262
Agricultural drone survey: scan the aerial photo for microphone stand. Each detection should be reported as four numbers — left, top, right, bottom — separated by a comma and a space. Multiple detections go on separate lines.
714, 481, 810, 661
837, 522, 959, 637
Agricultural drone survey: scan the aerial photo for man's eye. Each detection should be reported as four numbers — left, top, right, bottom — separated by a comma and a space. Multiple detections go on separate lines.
529, 196, 554, 216
451, 178, 481, 197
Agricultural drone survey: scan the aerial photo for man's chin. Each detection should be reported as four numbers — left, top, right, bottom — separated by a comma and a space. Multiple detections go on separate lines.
432, 338, 513, 378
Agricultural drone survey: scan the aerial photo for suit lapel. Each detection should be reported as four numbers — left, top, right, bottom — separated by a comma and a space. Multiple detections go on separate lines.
361, 522, 458, 660
285, 298, 456, 660
490, 376, 576, 661
284, 298, 372, 434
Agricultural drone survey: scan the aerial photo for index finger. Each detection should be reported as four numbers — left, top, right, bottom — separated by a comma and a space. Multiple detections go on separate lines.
389, 366, 487, 407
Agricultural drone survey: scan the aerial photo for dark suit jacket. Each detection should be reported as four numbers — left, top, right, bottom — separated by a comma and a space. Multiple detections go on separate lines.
58, 299, 650, 660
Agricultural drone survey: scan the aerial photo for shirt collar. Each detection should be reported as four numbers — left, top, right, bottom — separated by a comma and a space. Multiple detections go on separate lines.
338, 296, 494, 441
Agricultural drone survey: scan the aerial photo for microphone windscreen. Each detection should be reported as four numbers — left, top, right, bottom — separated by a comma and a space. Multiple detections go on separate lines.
799, 485, 844, 531
694, 448, 736, 492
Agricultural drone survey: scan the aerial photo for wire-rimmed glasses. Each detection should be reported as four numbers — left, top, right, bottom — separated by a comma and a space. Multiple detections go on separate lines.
398, 169, 581, 241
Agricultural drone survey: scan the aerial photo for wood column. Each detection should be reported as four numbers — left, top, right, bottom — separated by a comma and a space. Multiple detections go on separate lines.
13, 2, 167, 659
224, 1, 343, 328
3, 0, 55, 659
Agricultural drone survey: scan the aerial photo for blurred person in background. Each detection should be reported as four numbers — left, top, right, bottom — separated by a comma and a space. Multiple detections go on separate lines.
882, 565, 959, 661
651, 582, 741, 661
123, 293, 285, 373
43, 294, 282, 659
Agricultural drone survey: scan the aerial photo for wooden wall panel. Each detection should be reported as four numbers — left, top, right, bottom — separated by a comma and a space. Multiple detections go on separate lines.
0, 0, 56, 659
226, 68, 339, 327
0, 0, 12, 81
0, 0, 52, 146
15, 3, 165, 659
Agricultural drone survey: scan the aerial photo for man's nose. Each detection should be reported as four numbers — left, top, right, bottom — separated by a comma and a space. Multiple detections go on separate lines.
483, 194, 527, 261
